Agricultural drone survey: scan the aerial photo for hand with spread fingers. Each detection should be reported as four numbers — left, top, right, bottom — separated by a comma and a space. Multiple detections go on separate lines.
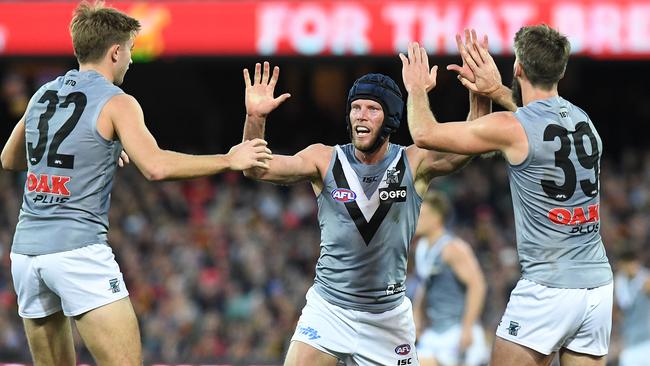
243, 61, 291, 119
447, 29, 502, 96
400, 42, 438, 94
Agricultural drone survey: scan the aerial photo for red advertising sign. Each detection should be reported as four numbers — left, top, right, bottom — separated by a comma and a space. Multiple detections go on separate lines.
0, 1, 649, 58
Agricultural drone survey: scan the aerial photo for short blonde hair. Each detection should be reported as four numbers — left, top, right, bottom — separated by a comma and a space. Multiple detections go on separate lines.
70, 1, 141, 63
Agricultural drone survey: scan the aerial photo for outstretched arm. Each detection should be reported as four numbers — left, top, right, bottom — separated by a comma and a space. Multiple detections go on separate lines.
108, 94, 272, 181
401, 42, 522, 157
240, 62, 326, 185
447, 29, 517, 112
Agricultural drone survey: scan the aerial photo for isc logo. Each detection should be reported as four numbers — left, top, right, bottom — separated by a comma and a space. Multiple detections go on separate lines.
331, 188, 357, 203
397, 359, 412, 365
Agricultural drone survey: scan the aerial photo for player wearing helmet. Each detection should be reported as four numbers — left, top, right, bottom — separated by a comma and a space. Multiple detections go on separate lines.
240, 62, 491, 366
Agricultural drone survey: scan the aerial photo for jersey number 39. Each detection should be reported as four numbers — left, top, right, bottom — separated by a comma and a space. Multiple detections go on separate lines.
541, 121, 599, 202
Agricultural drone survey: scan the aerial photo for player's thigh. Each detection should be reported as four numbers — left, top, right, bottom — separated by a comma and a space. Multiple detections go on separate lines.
284, 340, 339, 366
563, 283, 612, 358
10, 252, 62, 319
491, 336, 555, 366
39, 244, 129, 318
355, 297, 418, 366
23, 311, 76, 366
559, 348, 606, 366
289, 287, 354, 362
74, 297, 141, 366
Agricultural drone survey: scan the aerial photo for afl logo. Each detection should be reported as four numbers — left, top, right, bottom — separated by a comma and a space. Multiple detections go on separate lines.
331, 188, 357, 203
395, 344, 411, 355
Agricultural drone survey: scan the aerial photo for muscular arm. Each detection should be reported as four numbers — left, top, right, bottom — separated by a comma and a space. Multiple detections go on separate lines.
408, 87, 521, 157
1, 117, 27, 171
241, 62, 323, 185
243, 141, 327, 186
409, 89, 492, 195
109, 94, 270, 181
445, 240, 487, 332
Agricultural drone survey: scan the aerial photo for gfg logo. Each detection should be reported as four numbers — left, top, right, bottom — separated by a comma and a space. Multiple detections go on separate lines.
379, 187, 407, 202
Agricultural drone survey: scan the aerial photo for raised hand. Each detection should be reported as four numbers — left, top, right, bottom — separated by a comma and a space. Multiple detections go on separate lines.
400, 42, 438, 93
243, 61, 291, 118
447, 29, 502, 96
226, 138, 273, 171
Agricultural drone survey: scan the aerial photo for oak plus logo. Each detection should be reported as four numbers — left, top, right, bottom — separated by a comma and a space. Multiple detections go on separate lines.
26, 173, 72, 204
547, 203, 600, 235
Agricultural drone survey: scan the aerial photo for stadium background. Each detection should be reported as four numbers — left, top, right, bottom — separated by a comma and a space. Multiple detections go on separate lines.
1, 0, 649, 365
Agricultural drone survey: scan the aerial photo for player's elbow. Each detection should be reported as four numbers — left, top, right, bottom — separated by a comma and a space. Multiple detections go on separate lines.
143, 166, 168, 181
412, 132, 433, 149
138, 160, 169, 181
0, 152, 20, 171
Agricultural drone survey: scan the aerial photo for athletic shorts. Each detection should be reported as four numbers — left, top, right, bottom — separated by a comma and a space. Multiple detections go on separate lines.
496, 278, 612, 356
11, 244, 129, 318
291, 286, 418, 366
417, 324, 489, 366
619, 339, 650, 366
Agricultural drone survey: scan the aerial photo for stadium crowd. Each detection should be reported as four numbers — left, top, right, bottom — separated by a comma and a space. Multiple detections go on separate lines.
0, 61, 648, 365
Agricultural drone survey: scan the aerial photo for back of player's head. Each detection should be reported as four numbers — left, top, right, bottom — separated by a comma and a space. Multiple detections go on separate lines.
346, 73, 404, 136
70, 1, 141, 64
513, 24, 570, 90
423, 190, 451, 223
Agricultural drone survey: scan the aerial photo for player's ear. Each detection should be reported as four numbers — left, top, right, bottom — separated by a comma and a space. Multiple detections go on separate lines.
109, 44, 120, 63
513, 62, 524, 80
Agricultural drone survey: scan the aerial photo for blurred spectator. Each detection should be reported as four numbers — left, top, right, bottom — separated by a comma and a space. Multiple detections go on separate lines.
0, 60, 648, 365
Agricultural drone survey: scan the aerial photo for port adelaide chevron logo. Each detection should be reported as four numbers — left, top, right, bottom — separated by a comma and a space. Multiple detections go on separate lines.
330, 146, 408, 245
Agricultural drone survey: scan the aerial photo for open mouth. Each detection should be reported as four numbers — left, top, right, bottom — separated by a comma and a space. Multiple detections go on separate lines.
355, 126, 371, 137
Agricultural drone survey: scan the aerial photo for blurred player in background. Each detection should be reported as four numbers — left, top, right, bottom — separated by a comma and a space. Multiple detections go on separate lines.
0, 2, 271, 365
401, 26, 612, 366
241, 60, 490, 365
615, 250, 650, 366
413, 191, 489, 366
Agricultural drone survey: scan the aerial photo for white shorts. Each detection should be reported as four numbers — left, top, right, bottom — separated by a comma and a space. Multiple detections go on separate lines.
11, 244, 129, 318
496, 278, 612, 356
619, 339, 650, 366
291, 286, 418, 366
417, 324, 489, 366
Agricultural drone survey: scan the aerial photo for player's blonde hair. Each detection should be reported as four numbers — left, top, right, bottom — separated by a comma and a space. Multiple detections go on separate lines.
70, 1, 141, 64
